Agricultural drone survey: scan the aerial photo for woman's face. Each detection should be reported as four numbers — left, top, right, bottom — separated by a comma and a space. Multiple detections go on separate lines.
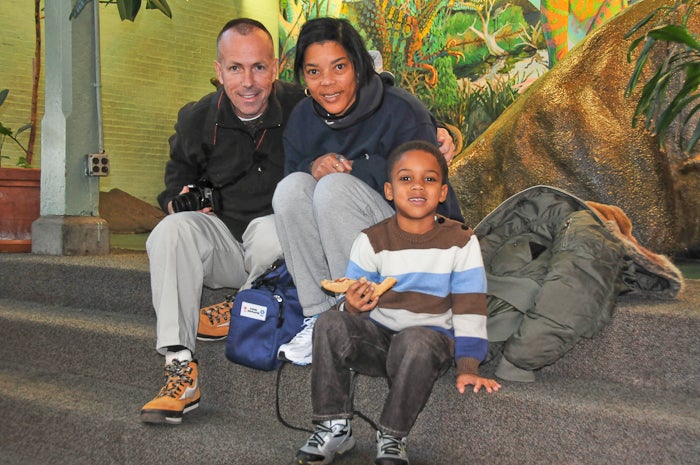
302, 41, 358, 116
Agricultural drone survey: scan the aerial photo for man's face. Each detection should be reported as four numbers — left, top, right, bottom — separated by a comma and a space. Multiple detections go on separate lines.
215, 28, 278, 120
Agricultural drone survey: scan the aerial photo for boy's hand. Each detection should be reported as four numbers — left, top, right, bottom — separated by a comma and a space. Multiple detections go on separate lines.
344, 281, 378, 313
456, 374, 502, 394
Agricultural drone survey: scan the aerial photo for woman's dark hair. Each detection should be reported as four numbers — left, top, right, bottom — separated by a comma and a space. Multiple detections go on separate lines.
386, 140, 449, 183
293, 17, 375, 87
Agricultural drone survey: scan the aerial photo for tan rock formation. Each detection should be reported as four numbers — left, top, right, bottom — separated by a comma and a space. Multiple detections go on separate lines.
450, 0, 700, 254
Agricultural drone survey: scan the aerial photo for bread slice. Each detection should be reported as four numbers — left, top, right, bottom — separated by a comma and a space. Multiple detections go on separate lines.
320, 276, 397, 298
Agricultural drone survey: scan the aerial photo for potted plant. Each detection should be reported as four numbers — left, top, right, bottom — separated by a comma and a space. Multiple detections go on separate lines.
0, 88, 40, 253
0, 1, 173, 253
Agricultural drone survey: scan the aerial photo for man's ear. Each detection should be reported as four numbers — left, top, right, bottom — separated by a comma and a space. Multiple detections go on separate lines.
384, 182, 393, 201
214, 60, 224, 86
439, 184, 448, 202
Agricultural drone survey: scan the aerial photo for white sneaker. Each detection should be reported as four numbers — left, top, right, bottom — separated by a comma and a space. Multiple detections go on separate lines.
296, 419, 355, 465
375, 431, 409, 465
278, 315, 316, 365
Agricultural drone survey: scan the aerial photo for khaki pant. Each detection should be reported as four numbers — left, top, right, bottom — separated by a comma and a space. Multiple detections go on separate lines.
146, 212, 281, 354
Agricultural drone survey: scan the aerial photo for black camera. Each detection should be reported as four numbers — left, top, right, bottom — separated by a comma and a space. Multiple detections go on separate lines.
171, 180, 219, 213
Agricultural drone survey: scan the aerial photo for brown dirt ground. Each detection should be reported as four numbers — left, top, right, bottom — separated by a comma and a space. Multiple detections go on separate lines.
99, 188, 165, 234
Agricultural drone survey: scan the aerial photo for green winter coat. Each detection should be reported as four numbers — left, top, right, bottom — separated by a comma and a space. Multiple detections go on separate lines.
474, 185, 683, 371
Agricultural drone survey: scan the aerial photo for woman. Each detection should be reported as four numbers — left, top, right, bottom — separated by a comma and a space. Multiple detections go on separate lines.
272, 17, 464, 365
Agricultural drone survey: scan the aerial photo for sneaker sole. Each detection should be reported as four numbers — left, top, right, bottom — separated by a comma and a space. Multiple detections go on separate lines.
196, 334, 228, 341
140, 399, 200, 425
277, 350, 312, 366
297, 436, 356, 465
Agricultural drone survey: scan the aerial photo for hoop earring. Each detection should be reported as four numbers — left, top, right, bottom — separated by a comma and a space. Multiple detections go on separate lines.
304, 88, 311, 97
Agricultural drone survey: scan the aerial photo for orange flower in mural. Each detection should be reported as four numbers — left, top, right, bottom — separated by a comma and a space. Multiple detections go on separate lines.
540, 0, 632, 66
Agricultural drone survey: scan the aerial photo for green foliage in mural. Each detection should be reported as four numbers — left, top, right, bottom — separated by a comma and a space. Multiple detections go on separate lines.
278, 0, 344, 81
445, 5, 533, 76
277, 0, 620, 148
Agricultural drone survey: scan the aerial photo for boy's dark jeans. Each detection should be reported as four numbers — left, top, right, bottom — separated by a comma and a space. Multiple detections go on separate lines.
311, 309, 454, 437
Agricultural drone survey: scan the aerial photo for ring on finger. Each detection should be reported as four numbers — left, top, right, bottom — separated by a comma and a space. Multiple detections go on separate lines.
334, 162, 340, 168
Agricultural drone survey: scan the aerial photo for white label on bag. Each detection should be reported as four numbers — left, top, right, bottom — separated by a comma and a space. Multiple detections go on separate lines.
240, 301, 268, 321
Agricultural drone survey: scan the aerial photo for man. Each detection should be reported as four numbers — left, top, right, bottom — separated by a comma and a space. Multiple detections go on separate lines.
140, 18, 304, 425
140, 18, 456, 425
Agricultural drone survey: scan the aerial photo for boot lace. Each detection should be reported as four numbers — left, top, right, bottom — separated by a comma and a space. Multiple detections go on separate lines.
379, 434, 405, 456
307, 422, 334, 448
201, 296, 233, 324
158, 359, 193, 398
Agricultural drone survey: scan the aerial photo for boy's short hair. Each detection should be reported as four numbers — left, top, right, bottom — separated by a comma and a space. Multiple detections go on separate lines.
386, 140, 449, 183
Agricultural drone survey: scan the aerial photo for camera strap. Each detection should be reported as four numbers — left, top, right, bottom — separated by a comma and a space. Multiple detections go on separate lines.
214, 127, 269, 191
209, 89, 271, 190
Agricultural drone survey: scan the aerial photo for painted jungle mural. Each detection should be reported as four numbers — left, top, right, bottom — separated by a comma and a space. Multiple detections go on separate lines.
279, 0, 638, 147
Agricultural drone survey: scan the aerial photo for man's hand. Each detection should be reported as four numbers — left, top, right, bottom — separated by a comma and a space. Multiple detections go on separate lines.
456, 373, 502, 394
310, 153, 353, 180
437, 127, 456, 165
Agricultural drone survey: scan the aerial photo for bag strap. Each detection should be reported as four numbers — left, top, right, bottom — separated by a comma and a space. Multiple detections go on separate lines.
251, 259, 286, 289
274, 361, 378, 433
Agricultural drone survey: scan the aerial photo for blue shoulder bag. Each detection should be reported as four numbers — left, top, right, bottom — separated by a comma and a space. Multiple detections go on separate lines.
225, 259, 304, 371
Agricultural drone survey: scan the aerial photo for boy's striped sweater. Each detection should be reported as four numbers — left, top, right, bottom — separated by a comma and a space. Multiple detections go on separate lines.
345, 215, 488, 375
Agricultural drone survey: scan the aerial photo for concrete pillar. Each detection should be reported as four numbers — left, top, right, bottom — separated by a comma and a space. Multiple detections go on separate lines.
32, 0, 109, 255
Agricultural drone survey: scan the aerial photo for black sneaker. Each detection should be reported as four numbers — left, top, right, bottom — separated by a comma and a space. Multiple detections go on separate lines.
296, 419, 356, 465
375, 430, 408, 465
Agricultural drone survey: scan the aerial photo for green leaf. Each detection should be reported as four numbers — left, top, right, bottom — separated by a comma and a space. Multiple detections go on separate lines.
0, 122, 13, 137
648, 24, 700, 50
15, 123, 32, 136
627, 35, 647, 63
117, 0, 142, 22
625, 38, 656, 98
146, 0, 172, 18
684, 106, 700, 150
0, 89, 8, 107
624, 9, 660, 39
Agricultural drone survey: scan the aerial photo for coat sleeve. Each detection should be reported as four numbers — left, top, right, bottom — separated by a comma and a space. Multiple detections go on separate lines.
157, 101, 208, 212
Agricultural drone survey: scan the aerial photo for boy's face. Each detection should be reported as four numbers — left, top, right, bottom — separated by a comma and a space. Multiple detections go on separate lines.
384, 149, 448, 233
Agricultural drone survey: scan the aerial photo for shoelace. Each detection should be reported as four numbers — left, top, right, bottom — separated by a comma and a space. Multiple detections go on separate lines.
296, 317, 316, 336
158, 360, 193, 398
379, 434, 405, 456
307, 422, 334, 447
202, 303, 231, 324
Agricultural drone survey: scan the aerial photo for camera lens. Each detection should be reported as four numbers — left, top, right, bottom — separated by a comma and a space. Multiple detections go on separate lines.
171, 191, 201, 212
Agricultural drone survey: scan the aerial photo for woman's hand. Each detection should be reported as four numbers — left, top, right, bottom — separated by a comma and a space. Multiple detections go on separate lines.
343, 280, 378, 313
310, 153, 353, 180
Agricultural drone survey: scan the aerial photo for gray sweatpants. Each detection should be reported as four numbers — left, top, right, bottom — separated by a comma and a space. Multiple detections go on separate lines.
146, 212, 281, 354
272, 172, 394, 316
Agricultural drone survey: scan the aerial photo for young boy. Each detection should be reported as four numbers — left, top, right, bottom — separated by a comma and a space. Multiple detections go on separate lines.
295, 140, 501, 465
